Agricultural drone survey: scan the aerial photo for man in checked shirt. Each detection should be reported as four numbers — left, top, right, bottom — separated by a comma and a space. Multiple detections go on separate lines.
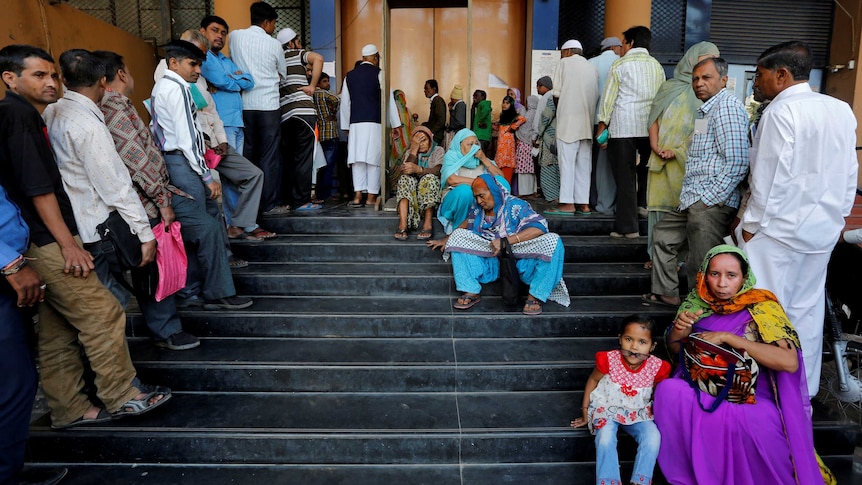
313, 72, 340, 201
643, 57, 749, 308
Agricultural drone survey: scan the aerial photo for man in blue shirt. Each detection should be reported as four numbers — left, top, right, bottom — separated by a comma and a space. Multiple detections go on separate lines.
199, 15, 254, 153
0, 183, 49, 484
643, 57, 749, 307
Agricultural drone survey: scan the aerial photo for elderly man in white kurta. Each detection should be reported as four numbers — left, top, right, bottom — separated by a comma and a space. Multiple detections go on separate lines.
548, 39, 599, 215
740, 41, 858, 398
339, 44, 402, 208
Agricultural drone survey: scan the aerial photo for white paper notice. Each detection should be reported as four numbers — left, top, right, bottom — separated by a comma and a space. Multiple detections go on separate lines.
488, 73, 509, 89
530, 50, 561, 96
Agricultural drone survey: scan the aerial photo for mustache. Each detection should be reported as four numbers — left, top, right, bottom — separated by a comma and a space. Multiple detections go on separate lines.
620, 349, 650, 360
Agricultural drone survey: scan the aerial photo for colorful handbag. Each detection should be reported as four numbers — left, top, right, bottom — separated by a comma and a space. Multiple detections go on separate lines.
680, 333, 759, 412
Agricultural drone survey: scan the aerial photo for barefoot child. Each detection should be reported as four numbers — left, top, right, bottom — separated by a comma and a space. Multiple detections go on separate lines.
571, 315, 671, 485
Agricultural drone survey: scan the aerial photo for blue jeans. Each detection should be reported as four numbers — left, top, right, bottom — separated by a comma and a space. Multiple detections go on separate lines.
595, 419, 660, 485
0, 289, 36, 483
87, 234, 182, 341
224, 126, 244, 154
317, 139, 339, 200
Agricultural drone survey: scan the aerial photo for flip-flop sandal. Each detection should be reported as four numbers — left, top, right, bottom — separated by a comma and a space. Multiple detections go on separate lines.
113, 385, 172, 418
250, 228, 278, 239
416, 229, 433, 240
641, 293, 679, 308
52, 408, 113, 429
295, 202, 323, 211
347, 201, 365, 208
453, 294, 481, 310
228, 230, 263, 241
544, 208, 575, 216
394, 229, 408, 241
522, 298, 543, 316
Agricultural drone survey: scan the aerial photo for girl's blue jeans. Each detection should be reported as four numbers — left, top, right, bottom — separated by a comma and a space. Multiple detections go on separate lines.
595, 419, 660, 485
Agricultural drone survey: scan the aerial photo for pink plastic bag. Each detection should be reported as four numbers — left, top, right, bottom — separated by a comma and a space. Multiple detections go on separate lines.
152, 221, 188, 302
204, 148, 222, 169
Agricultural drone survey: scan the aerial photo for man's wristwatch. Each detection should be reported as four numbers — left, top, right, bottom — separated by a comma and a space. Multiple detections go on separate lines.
1, 258, 27, 276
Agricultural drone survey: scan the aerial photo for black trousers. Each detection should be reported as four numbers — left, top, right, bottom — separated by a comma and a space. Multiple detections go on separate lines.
280, 115, 317, 207
608, 137, 650, 234
242, 109, 282, 213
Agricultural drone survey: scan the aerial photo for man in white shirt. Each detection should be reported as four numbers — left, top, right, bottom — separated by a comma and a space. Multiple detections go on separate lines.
339, 44, 402, 209
589, 37, 622, 214
597, 26, 665, 238
228, 2, 288, 215
548, 39, 599, 215
151, 40, 253, 311
45, 48, 202, 352
740, 41, 858, 397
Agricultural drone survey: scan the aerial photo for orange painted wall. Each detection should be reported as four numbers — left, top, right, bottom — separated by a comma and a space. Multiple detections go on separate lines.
825, 0, 862, 187
604, 0, 651, 39
341, 0, 526, 124
0, 0, 158, 115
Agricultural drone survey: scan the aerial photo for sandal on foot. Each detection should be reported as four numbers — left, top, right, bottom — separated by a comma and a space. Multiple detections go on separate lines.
250, 227, 277, 239
394, 228, 408, 241
51, 408, 113, 430
347, 201, 365, 208
416, 228, 433, 240
641, 292, 679, 308
453, 293, 481, 310
113, 385, 172, 418
523, 298, 543, 316
228, 230, 263, 241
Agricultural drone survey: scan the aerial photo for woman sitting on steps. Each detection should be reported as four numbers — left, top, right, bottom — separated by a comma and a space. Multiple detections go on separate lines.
428, 174, 570, 316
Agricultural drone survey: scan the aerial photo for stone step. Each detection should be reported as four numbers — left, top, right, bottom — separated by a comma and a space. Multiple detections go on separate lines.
28, 393, 855, 466
228, 262, 655, 297
128, 336, 610, 392
256, 208, 648, 236
21, 458, 859, 485
229, 235, 648, 263
127, 295, 677, 339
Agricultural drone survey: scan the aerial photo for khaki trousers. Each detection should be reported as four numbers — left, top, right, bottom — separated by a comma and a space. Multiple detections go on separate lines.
27, 239, 139, 427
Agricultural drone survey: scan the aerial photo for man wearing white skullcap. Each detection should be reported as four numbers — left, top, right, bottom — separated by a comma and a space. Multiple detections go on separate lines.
546, 39, 599, 216
277, 26, 325, 211
339, 44, 402, 208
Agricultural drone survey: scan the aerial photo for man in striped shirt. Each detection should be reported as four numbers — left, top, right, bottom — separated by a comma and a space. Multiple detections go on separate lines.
597, 26, 665, 238
277, 27, 324, 211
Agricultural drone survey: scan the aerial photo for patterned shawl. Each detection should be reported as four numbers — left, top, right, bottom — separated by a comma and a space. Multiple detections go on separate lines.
677, 245, 800, 347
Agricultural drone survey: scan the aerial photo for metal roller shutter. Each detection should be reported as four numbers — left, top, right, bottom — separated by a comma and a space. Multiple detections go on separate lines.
710, 0, 833, 67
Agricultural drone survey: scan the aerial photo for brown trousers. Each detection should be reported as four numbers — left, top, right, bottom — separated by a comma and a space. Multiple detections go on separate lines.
27, 239, 139, 427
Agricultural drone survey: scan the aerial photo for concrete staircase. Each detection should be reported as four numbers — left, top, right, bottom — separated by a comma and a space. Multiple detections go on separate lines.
24, 204, 858, 484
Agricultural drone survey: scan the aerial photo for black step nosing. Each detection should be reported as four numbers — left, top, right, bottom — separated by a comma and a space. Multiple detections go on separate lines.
133, 362, 595, 369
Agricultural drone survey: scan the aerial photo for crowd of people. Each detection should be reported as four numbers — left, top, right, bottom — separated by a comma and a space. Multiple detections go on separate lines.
1, 1, 860, 482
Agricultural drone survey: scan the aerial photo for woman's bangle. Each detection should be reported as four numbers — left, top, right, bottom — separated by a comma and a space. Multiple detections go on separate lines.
515, 234, 521, 243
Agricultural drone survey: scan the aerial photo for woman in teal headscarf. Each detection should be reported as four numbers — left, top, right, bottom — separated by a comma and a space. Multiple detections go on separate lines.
643, 41, 720, 270
436, 128, 507, 234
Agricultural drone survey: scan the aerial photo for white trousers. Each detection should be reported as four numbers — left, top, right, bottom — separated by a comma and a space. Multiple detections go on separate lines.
557, 139, 592, 204
742, 233, 829, 398
351, 162, 381, 195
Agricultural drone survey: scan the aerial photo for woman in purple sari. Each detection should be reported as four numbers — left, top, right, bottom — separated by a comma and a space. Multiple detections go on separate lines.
654, 245, 830, 485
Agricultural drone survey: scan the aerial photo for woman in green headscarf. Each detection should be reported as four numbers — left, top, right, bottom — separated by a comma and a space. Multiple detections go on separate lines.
643, 42, 720, 270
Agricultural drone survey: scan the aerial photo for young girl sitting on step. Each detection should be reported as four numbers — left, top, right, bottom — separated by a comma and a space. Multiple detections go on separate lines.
571, 315, 671, 485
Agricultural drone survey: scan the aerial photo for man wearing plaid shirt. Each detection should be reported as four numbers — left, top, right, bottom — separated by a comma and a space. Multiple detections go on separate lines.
644, 57, 749, 307
313, 72, 340, 200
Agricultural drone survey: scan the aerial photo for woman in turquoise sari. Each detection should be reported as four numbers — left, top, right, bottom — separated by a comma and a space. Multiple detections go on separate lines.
436, 128, 507, 234
428, 174, 569, 315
